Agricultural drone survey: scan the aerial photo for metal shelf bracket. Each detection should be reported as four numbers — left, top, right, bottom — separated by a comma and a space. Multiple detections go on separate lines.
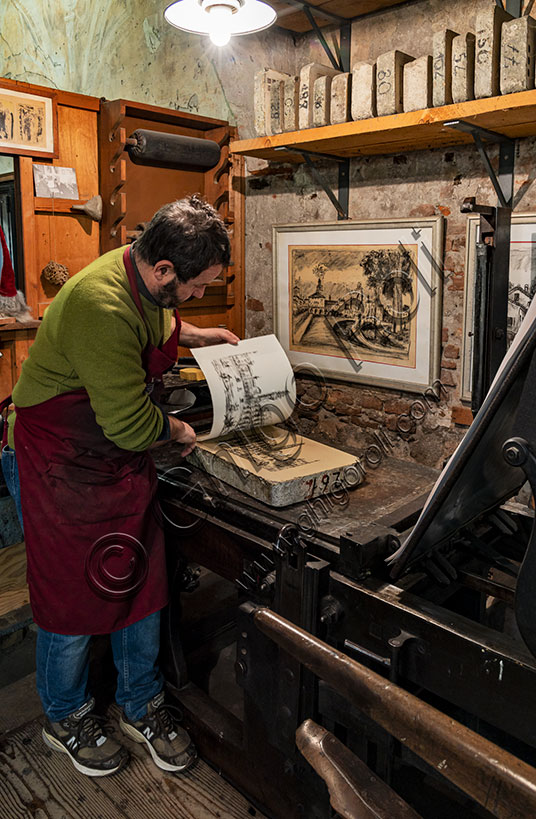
274, 146, 350, 220
444, 120, 516, 209
279, 0, 351, 72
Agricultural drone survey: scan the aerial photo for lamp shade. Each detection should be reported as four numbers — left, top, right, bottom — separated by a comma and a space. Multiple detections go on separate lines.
164, 0, 277, 45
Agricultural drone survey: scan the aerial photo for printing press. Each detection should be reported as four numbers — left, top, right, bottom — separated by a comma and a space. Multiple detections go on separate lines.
150, 315, 536, 819
152, 208, 536, 816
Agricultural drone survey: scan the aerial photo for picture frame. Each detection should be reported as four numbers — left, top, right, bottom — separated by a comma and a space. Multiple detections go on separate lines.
0, 81, 58, 158
461, 213, 536, 402
273, 217, 444, 392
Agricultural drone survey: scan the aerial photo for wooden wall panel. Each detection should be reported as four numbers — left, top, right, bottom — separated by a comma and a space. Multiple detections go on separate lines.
35, 212, 99, 316
55, 106, 99, 200
19, 102, 100, 318
0, 340, 14, 398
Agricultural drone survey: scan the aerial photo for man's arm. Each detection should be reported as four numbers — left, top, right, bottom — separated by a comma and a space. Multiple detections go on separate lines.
179, 321, 239, 348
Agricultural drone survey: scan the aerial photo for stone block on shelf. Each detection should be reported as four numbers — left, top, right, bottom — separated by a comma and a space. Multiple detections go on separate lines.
432, 29, 459, 106
254, 68, 291, 136
351, 62, 377, 120
282, 75, 299, 132
474, 3, 513, 99
376, 50, 414, 116
403, 55, 433, 112
298, 63, 342, 129
500, 15, 536, 95
313, 75, 332, 127
452, 32, 476, 103
331, 72, 352, 125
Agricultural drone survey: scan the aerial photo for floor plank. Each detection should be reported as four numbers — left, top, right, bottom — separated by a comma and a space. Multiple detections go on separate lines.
0, 541, 29, 617
0, 710, 265, 819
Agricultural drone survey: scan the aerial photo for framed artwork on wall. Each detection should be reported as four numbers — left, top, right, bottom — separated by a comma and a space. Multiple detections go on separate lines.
461, 213, 536, 402
273, 217, 444, 392
0, 81, 57, 158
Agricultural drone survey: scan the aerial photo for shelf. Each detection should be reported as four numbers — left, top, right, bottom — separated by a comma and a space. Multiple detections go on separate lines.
230, 90, 536, 161
34, 197, 90, 213
272, 0, 411, 33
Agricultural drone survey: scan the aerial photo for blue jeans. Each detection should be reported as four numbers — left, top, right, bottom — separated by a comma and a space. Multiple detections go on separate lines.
36, 611, 164, 722
1, 445, 23, 531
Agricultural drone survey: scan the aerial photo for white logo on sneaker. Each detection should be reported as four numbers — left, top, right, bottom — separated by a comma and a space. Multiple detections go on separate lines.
66, 736, 78, 750
96, 736, 107, 747
168, 731, 177, 741
143, 727, 154, 740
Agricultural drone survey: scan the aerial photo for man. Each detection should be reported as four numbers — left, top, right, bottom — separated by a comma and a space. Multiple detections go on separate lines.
6, 195, 238, 777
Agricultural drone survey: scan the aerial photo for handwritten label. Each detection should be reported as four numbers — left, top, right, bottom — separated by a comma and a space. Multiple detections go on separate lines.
377, 67, 392, 95
433, 53, 445, 80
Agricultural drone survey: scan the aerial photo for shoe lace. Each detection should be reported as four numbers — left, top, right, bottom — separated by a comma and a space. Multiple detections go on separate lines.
75, 713, 108, 745
154, 703, 184, 737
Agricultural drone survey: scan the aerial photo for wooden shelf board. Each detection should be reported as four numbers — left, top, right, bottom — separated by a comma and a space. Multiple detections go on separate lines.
272, 0, 411, 32
230, 91, 536, 161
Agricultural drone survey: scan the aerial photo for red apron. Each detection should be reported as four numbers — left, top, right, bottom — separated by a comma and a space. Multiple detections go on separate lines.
14, 247, 180, 634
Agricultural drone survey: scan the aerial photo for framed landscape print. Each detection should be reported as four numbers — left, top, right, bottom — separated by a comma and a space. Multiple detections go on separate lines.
461, 213, 536, 402
0, 81, 57, 158
273, 217, 444, 392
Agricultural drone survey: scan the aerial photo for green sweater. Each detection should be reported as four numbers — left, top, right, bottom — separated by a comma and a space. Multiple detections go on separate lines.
9, 247, 174, 451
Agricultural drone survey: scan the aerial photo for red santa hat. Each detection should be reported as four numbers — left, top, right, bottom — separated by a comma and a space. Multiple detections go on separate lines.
0, 224, 32, 321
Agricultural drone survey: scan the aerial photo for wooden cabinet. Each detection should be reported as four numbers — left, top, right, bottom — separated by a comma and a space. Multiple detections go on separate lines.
0, 323, 40, 398
99, 99, 245, 343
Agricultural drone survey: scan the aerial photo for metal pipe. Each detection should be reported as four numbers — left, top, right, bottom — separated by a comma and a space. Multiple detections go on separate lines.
296, 719, 421, 819
252, 606, 536, 819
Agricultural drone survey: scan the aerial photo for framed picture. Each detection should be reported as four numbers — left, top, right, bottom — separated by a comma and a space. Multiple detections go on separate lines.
461, 213, 536, 402
273, 217, 444, 392
0, 82, 57, 158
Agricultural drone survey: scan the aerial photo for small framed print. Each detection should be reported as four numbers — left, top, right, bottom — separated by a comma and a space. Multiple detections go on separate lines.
0, 81, 57, 158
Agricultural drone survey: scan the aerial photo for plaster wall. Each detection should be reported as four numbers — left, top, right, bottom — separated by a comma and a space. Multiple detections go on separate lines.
0, 0, 534, 470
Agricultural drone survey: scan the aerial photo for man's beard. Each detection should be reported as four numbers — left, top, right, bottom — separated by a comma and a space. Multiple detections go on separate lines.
153, 279, 181, 309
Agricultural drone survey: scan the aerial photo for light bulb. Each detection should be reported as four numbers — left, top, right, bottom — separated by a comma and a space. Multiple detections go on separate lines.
208, 5, 232, 46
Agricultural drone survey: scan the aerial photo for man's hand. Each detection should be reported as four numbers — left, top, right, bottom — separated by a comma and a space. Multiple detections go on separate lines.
180, 321, 240, 348
168, 415, 197, 457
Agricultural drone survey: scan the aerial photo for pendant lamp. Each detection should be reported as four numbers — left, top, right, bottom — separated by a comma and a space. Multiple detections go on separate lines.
164, 0, 277, 47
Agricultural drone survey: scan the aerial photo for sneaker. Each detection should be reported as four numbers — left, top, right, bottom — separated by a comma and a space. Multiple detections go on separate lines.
119, 690, 196, 772
42, 698, 129, 777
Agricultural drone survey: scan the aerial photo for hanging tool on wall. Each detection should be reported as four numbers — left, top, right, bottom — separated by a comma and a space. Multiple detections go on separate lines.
125, 129, 221, 172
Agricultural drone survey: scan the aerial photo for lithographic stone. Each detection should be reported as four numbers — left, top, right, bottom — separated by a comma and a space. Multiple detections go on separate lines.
331, 73, 351, 125
432, 29, 459, 106
452, 33, 476, 103
254, 68, 291, 136
375, 50, 414, 116
191, 429, 362, 507
282, 75, 299, 132
403, 55, 433, 112
500, 15, 536, 95
351, 62, 377, 120
313, 75, 332, 127
474, 4, 513, 99
298, 63, 341, 129
269, 78, 285, 135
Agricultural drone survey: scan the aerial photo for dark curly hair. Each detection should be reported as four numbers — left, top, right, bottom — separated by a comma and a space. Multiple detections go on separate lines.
134, 194, 231, 282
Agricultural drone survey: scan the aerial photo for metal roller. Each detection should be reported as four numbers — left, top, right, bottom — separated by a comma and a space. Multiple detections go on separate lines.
126, 129, 221, 171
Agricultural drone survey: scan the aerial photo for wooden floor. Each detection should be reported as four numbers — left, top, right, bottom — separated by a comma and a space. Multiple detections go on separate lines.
0, 707, 266, 819
0, 541, 28, 617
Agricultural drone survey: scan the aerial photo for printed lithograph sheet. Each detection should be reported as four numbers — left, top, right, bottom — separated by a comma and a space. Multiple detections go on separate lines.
0, 86, 54, 154
192, 334, 296, 441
